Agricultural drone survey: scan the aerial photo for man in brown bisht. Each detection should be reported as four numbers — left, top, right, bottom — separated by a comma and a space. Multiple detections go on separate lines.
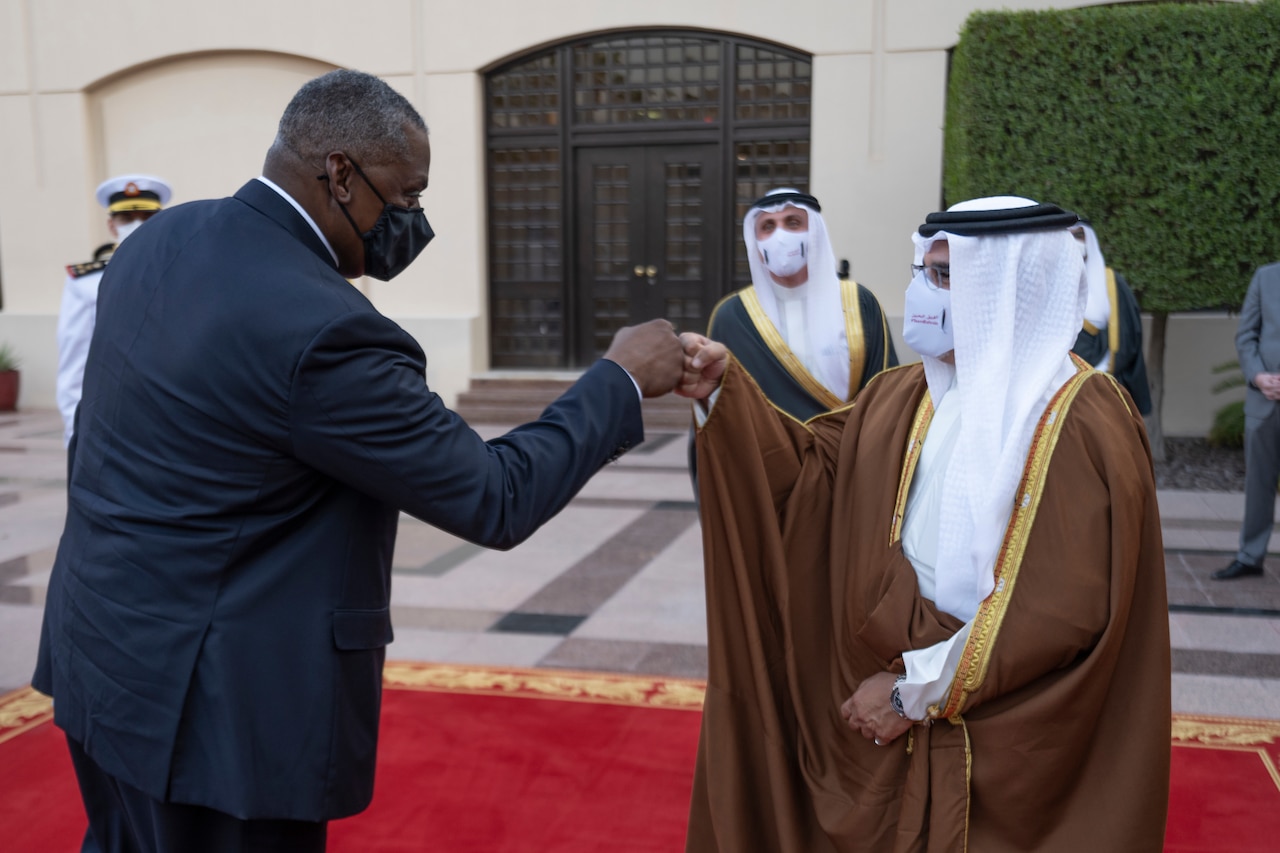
677, 197, 1171, 852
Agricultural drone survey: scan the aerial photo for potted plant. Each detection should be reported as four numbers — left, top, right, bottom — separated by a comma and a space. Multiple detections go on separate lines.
0, 343, 20, 412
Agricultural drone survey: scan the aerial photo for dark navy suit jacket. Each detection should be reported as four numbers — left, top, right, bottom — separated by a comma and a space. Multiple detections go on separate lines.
33, 179, 643, 822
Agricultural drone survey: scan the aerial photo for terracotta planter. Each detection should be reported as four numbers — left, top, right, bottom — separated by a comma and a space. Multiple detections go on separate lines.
0, 370, 18, 412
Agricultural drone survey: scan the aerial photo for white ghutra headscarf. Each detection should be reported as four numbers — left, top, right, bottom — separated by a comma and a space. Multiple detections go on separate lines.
1078, 222, 1112, 331
743, 188, 850, 401
909, 196, 1087, 621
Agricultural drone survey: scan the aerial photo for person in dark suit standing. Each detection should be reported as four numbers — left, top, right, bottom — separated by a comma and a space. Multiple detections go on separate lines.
33, 69, 684, 853
1215, 260, 1280, 581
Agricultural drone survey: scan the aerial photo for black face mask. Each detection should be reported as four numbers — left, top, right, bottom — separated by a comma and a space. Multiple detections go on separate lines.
324, 157, 434, 281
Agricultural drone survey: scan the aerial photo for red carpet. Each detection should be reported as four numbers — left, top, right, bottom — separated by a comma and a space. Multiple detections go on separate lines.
1166, 714, 1280, 852
2, 665, 1277, 852
328, 664, 704, 852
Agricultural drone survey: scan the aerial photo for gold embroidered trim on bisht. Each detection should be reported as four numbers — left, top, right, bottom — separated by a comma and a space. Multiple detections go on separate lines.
890, 391, 935, 545
705, 290, 736, 335
877, 295, 893, 373
1100, 371, 1134, 417
841, 279, 867, 397
1105, 268, 1121, 369
702, 354, 814, 432
740, 287, 845, 410
933, 359, 1094, 721
961, 717, 973, 853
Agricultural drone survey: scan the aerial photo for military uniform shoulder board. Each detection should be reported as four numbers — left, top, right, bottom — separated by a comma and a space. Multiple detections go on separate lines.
66, 258, 109, 278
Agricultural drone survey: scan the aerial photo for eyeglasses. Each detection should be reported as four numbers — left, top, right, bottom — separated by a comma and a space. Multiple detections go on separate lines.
910, 264, 950, 289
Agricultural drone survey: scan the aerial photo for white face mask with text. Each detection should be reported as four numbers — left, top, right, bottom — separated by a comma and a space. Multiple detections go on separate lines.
758, 229, 809, 279
902, 270, 954, 358
113, 220, 145, 245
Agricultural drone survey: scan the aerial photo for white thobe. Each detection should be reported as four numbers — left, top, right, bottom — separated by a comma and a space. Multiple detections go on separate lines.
56, 270, 103, 447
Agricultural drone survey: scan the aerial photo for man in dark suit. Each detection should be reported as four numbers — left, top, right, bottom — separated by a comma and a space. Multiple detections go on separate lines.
1216, 260, 1280, 581
33, 69, 684, 853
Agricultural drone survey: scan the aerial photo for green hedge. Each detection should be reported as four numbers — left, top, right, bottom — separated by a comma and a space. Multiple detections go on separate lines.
945, 0, 1280, 312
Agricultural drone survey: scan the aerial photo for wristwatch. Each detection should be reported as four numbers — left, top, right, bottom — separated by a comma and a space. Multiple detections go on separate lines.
890, 673, 908, 719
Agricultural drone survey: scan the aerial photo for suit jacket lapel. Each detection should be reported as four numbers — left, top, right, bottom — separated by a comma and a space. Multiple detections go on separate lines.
233, 179, 338, 270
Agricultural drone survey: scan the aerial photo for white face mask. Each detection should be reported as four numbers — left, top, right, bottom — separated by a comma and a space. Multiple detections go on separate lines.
113, 219, 145, 245
902, 270, 954, 359
758, 229, 809, 280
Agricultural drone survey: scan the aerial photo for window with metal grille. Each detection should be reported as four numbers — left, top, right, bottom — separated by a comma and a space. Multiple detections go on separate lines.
572, 36, 721, 126
489, 147, 564, 366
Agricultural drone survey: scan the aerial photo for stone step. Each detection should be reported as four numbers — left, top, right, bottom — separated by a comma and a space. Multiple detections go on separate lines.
454, 375, 693, 430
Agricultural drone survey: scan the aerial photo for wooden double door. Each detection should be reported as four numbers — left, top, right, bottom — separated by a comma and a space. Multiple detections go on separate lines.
573, 144, 724, 363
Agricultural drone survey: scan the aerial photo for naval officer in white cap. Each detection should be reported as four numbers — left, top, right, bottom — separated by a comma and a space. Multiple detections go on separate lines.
57, 174, 173, 445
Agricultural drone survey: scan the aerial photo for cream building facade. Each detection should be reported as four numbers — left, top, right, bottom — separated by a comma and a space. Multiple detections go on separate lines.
0, 0, 1243, 433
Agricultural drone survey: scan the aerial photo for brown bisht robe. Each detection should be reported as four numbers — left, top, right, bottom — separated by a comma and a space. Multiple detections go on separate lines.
687, 357, 1170, 853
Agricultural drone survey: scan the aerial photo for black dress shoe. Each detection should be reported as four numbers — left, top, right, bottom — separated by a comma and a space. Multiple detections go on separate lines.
1211, 560, 1264, 580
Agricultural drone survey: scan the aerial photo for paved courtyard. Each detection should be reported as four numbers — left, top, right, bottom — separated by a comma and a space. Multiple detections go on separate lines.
1, 408, 1278, 719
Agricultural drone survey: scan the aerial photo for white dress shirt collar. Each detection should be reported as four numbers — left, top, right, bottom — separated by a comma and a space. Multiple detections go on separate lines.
255, 176, 340, 267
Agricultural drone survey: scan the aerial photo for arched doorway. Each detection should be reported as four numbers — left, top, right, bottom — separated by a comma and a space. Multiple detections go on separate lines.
486, 30, 813, 368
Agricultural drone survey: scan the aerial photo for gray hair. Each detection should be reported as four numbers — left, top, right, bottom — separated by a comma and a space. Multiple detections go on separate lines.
275, 69, 427, 167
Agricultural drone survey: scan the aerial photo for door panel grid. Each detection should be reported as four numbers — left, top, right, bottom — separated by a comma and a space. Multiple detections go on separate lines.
489, 147, 564, 366
575, 145, 720, 361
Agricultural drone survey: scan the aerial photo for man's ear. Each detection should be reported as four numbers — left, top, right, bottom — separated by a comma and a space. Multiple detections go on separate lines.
323, 152, 357, 204
106, 216, 119, 238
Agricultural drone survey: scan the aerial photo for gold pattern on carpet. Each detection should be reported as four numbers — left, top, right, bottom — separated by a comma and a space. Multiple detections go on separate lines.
0, 687, 54, 744
1171, 713, 1280, 794
1173, 714, 1280, 746
5, 670, 1274, 741
381, 662, 705, 710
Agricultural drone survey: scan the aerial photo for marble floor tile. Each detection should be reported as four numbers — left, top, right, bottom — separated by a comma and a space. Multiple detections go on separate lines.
0, 492, 69, 563
538, 638, 708, 680
390, 505, 648, 611
388, 626, 562, 668
391, 517, 471, 574
572, 523, 708, 646
1170, 673, 1280, 718
1170, 612, 1280, 654
1158, 490, 1249, 524
0, 602, 45, 694
575, 470, 696, 503
634, 643, 708, 680
389, 605, 502, 633
1172, 649, 1280, 679
536, 637, 659, 673
515, 504, 697, 616
573, 574, 708, 646
628, 524, 704, 583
